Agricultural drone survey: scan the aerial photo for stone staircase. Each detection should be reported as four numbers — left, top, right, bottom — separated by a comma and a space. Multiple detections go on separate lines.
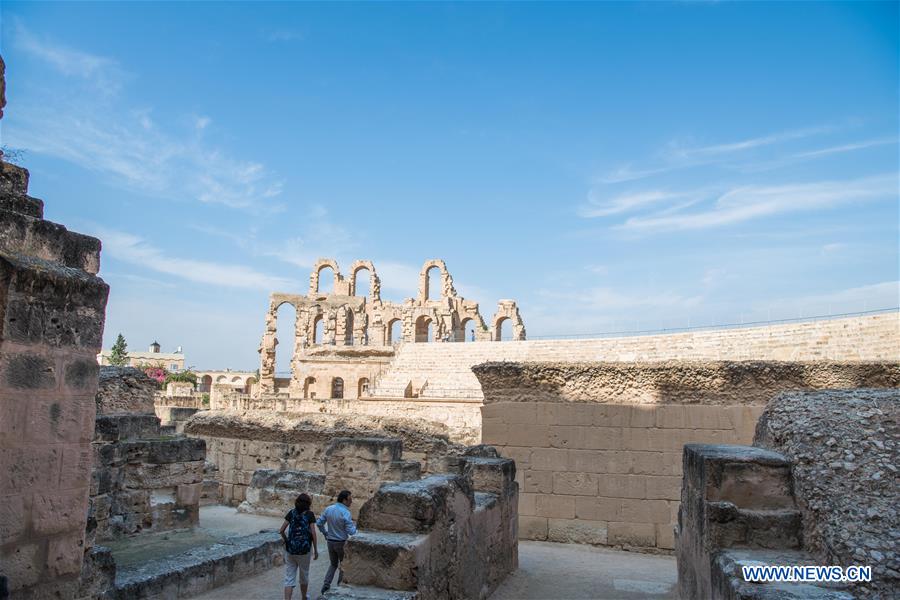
677, 444, 853, 599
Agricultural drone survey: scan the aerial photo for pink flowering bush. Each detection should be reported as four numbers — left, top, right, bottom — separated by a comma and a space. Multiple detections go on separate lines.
142, 366, 166, 386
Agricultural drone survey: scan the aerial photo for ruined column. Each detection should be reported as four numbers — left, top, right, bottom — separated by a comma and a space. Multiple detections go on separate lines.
0, 55, 111, 597
257, 307, 277, 394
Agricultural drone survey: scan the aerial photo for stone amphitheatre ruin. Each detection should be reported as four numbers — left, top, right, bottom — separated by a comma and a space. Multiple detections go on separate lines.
1, 54, 898, 599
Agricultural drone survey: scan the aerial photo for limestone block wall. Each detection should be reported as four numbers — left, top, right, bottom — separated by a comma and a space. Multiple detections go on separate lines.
474, 361, 899, 552
0, 153, 110, 597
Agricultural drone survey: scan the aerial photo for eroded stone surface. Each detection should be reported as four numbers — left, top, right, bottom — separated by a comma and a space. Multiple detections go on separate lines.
754, 389, 900, 598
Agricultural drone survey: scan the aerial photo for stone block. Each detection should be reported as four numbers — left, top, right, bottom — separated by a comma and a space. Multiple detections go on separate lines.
0, 541, 41, 591
177, 483, 202, 506
574, 496, 620, 522
619, 498, 671, 524
553, 472, 599, 496
548, 518, 608, 545
523, 470, 553, 494
608, 521, 656, 547
656, 523, 676, 550
343, 531, 428, 591
465, 456, 516, 495
507, 424, 551, 447
0, 446, 61, 494
518, 515, 548, 540
32, 489, 87, 536
0, 494, 26, 541
59, 445, 91, 487
534, 494, 574, 519
358, 475, 473, 533
46, 532, 84, 577
530, 448, 568, 471
1, 352, 56, 389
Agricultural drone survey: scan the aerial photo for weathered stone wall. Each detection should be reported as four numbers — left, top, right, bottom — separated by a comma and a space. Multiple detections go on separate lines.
186, 411, 463, 505
0, 121, 110, 595
91, 416, 205, 540
474, 360, 899, 552
214, 394, 482, 444
154, 405, 202, 433
97, 366, 157, 415
754, 389, 899, 598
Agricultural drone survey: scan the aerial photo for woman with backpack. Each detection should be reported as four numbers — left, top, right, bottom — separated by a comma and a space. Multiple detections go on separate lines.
279, 493, 319, 600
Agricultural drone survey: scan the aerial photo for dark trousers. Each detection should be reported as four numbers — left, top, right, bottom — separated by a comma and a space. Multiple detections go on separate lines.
323, 540, 345, 589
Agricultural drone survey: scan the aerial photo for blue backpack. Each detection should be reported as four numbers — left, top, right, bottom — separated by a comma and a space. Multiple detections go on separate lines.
287, 509, 313, 555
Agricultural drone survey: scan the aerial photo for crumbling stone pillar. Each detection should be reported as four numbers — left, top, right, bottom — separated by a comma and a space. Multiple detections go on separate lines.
0, 54, 110, 596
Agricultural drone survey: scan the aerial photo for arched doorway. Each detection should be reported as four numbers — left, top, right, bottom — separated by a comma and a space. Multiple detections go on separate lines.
461, 318, 477, 342
345, 311, 354, 346
313, 314, 325, 345
358, 377, 369, 398
426, 266, 441, 301
200, 375, 212, 392
331, 377, 344, 399
495, 317, 512, 341
304, 376, 316, 399
275, 302, 297, 374
415, 315, 433, 343
388, 318, 403, 344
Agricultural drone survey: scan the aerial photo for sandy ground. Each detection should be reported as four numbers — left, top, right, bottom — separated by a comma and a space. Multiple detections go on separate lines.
193, 537, 677, 600
110, 506, 677, 599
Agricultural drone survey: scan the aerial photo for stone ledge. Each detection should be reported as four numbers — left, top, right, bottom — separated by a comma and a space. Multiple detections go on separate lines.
110, 531, 282, 599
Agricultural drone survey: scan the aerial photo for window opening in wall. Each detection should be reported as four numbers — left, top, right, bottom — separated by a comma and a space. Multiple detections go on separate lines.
354, 268, 371, 298
304, 376, 315, 399
276, 302, 297, 373
331, 377, 344, 399
495, 317, 512, 341
415, 315, 433, 342
388, 319, 403, 344
426, 266, 441, 301
462, 318, 477, 342
358, 377, 369, 398
345, 311, 354, 346
313, 315, 324, 345
317, 266, 335, 294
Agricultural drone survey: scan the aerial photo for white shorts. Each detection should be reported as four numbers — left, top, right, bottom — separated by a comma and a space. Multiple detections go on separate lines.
284, 550, 312, 587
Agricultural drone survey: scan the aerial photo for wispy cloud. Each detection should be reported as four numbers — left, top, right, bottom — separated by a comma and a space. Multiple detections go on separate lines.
579, 190, 686, 218
793, 137, 898, 159
15, 23, 126, 94
617, 174, 896, 232
9, 24, 284, 213
599, 124, 838, 184
96, 227, 293, 290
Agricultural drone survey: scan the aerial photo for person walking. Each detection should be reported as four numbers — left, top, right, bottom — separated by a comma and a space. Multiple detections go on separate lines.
316, 490, 357, 594
280, 493, 319, 600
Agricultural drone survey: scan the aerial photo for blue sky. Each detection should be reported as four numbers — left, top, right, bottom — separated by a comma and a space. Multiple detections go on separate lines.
2, 2, 897, 370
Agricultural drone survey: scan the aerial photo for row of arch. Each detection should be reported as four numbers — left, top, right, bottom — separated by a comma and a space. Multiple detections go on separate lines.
302, 376, 369, 399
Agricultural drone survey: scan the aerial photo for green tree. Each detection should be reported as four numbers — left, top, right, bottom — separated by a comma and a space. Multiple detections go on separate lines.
108, 333, 129, 366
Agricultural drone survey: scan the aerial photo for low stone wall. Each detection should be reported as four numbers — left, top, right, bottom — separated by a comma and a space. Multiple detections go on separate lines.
154, 405, 202, 433
110, 532, 283, 599
91, 416, 206, 540
97, 367, 157, 414
473, 360, 899, 552
185, 411, 462, 505
216, 395, 482, 445
90, 368, 206, 542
